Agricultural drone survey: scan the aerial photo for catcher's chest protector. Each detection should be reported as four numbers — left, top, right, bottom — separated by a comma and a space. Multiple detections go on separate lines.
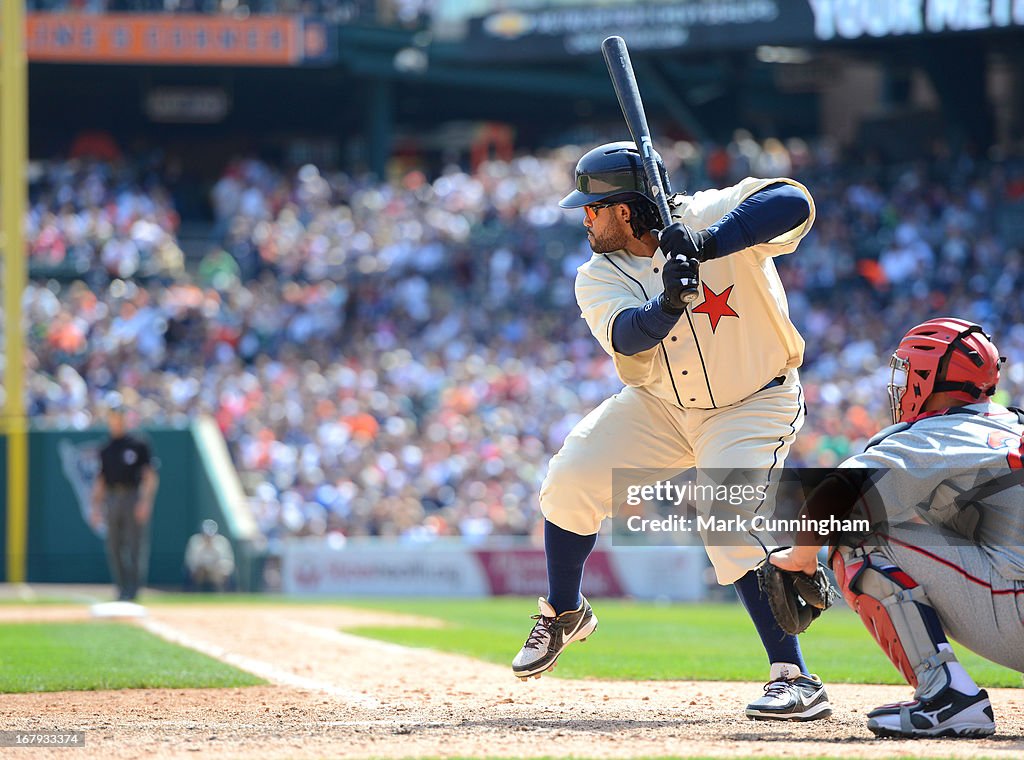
832, 546, 954, 700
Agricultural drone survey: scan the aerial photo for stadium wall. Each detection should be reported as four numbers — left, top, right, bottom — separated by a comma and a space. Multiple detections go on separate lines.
23, 10, 1022, 168
0, 423, 257, 589
281, 540, 709, 601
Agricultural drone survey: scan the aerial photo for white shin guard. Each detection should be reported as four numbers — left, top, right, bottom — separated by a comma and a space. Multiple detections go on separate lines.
834, 546, 955, 700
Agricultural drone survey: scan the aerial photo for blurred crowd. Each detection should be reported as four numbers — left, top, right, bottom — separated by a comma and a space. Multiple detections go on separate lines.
16, 137, 1024, 545
26, 158, 184, 282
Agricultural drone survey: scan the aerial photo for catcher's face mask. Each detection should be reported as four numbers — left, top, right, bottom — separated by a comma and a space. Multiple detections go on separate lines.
887, 353, 910, 425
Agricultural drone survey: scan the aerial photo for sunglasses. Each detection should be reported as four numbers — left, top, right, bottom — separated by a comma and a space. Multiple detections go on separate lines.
583, 201, 622, 222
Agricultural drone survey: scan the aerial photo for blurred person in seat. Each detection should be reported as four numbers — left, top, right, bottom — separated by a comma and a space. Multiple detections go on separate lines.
184, 519, 236, 592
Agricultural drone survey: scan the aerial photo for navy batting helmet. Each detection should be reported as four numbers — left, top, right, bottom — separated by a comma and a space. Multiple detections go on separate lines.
558, 141, 670, 209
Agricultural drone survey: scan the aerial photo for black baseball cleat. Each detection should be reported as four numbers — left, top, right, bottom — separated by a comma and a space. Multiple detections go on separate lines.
746, 671, 832, 721
511, 596, 598, 680
866, 687, 995, 738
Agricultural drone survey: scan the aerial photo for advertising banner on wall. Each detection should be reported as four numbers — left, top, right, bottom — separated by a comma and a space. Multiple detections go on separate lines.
461, 0, 1024, 60
283, 542, 492, 597
25, 14, 335, 66
281, 540, 708, 600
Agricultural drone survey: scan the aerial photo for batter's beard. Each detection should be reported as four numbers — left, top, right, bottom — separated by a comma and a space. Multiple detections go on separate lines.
588, 228, 631, 254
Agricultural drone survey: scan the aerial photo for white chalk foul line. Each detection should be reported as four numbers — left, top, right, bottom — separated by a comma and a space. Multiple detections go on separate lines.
140, 617, 382, 709
278, 619, 423, 656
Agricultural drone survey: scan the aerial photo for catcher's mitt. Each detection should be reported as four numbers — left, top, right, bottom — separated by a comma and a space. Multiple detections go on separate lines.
756, 556, 837, 635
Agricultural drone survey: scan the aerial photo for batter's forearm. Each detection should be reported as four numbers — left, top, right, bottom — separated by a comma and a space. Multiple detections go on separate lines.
611, 294, 683, 356
701, 182, 810, 260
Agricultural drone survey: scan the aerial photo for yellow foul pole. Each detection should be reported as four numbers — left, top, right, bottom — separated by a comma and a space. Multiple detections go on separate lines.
2, 0, 28, 583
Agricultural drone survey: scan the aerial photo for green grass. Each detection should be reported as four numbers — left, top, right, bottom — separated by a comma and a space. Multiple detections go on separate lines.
3, 592, 1018, 692
0, 622, 265, 693
337, 597, 1024, 688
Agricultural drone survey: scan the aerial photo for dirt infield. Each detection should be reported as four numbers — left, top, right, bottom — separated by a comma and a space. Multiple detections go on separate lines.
4, 603, 1024, 759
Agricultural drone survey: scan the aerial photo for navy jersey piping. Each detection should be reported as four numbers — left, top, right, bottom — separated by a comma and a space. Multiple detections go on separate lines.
605, 255, 684, 408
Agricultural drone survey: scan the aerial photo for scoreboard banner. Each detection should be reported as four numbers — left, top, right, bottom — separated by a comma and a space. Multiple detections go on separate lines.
462, 0, 1024, 60
25, 13, 335, 66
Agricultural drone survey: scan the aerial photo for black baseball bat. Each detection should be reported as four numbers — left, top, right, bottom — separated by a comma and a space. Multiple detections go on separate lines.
601, 35, 699, 303
601, 35, 672, 227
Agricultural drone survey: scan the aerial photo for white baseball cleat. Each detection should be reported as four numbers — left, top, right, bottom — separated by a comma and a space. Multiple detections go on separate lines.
746, 663, 832, 721
511, 596, 598, 680
866, 686, 995, 738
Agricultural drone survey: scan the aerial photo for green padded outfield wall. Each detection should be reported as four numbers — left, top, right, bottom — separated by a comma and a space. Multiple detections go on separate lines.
1, 427, 240, 587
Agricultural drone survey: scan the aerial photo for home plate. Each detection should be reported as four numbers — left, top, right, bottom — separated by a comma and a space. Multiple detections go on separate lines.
90, 601, 147, 618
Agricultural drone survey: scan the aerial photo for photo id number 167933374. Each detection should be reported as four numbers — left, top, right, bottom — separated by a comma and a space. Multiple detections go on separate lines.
0, 731, 85, 746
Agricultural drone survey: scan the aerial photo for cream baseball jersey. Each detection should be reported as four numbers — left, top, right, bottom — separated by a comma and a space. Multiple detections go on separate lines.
575, 177, 815, 409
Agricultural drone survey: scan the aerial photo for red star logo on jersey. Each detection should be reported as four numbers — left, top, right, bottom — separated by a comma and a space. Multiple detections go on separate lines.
691, 283, 739, 333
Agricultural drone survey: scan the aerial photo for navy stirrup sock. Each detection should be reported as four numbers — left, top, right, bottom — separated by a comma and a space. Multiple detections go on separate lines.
734, 567, 808, 674
544, 520, 598, 614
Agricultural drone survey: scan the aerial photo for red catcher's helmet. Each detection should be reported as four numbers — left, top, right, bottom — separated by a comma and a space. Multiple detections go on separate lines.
888, 318, 1002, 424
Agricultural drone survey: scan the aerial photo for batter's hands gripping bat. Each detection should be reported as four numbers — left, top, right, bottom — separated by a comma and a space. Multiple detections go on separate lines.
601, 35, 699, 303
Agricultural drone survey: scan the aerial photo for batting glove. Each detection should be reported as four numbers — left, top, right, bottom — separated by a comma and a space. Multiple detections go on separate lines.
660, 255, 700, 314
658, 222, 715, 262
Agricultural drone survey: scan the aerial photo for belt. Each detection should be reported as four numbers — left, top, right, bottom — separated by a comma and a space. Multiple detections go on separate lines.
760, 376, 786, 392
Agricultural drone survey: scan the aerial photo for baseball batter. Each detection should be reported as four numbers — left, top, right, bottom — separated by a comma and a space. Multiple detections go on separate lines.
512, 141, 829, 720
772, 318, 1023, 738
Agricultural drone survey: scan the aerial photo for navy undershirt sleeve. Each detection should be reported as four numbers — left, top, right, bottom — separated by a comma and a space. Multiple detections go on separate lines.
611, 295, 681, 356
610, 182, 809, 356
704, 181, 810, 259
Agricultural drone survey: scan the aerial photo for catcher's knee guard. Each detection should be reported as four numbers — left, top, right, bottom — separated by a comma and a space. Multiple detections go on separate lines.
831, 546, 954, 700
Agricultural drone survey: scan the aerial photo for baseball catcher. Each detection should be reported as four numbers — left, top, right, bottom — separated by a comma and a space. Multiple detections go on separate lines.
771, 318, 1021, 738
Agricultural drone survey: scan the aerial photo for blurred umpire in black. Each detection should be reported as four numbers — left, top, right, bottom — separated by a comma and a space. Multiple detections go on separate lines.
89, 396, 159, 602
